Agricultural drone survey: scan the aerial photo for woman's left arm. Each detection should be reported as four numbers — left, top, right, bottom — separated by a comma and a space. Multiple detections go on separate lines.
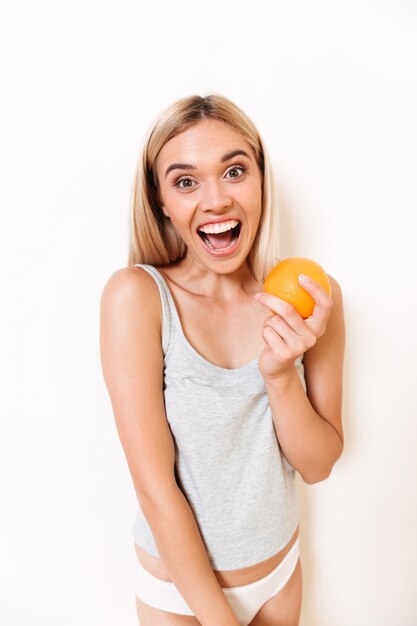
255, 275, 345, 484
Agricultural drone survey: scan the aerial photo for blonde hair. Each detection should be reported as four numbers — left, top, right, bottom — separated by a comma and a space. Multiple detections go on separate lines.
128, 94, 280, 282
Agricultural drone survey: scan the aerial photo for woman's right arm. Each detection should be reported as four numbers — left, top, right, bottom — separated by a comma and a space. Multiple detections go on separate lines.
99, 267, 240, 626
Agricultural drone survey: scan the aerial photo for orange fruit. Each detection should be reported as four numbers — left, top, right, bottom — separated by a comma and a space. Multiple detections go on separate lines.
263, 257, 332, 319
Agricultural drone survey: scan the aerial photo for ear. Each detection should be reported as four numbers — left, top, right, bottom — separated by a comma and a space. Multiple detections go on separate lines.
156, 189, 169, 219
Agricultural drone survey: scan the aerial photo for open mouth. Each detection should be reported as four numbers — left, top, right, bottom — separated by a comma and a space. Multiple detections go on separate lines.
197, 221, 242, 251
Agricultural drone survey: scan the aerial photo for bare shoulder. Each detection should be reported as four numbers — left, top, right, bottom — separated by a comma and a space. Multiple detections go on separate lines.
100, 265, 161, 321
325, 273, 345, 345
99, 265, 177, 501
99, 265, 164, 390
328, 274, 343, 307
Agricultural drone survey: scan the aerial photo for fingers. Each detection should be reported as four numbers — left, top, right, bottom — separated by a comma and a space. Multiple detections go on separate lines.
254, 273, 334, 345
297, 274, 334, 336
263, 313, 317, 354
254, 292, 306, 335
262, 322, 293, 361
297, 274, 332, 308
255, 292, 318, 354
254, 275, 335, 379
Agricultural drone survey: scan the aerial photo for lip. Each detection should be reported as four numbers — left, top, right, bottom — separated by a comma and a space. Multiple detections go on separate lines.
196, 216, 241, 231
197, 221, 243, 258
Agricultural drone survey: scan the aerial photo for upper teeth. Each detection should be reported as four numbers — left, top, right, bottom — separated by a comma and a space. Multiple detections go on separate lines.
198, 220, 239, 235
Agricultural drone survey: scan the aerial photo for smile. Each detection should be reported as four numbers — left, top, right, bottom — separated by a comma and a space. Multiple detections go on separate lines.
197, 220, 242, 256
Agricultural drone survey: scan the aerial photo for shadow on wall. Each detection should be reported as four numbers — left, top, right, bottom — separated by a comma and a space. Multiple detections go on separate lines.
278, 188, 320, 624
297, 478, 320, 626
276, 186, 297, 261
278, 187, 354, 626
297, 383, 353, 626
296, 337, 353, 626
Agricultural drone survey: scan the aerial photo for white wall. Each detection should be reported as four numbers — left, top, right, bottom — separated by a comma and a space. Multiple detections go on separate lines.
1, 1, 416, 624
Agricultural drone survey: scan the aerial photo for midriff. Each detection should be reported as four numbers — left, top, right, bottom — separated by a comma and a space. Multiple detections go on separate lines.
134, 525, 299, 588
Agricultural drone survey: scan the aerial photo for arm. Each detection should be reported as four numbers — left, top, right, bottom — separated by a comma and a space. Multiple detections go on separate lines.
100, 267, 240, 626
254, 275, 345, 484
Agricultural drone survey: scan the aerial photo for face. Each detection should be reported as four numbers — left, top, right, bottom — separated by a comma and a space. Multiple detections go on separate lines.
155, 119, 263, 272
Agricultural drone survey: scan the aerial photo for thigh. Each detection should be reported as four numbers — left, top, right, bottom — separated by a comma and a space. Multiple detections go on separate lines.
248, 559, 303, 626
135, 597, 202, 626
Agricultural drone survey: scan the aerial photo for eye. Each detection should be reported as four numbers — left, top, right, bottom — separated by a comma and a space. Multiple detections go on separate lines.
173, 176, 196, 190
225, 164, 248, 179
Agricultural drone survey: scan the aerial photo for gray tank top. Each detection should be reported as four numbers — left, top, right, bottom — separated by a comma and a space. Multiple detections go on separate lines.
132, 264, 306, 570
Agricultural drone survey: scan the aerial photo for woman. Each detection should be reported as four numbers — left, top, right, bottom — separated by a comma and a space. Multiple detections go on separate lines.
100, 94, 345, 626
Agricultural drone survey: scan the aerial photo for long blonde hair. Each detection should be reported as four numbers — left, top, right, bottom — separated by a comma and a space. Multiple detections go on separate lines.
128, 94, 280, 282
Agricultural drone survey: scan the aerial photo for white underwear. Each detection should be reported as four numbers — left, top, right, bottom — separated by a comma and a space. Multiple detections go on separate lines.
135, 538, 300, 626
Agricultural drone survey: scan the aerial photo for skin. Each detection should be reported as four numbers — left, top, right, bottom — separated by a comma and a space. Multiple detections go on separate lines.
101, 118, 345, 626
156, 119, 263, 301
156, 119, 344, 484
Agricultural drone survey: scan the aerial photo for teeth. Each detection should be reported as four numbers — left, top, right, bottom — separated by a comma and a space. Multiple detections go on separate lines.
198, 220, 239, 235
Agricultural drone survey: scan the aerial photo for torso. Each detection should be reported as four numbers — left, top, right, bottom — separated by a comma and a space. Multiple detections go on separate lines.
135, 525, 299, 587
153, 263, 269, 370
135, 261, 297, 586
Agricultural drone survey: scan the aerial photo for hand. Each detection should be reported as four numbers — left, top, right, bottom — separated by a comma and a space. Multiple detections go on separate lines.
254, 274, 334, 380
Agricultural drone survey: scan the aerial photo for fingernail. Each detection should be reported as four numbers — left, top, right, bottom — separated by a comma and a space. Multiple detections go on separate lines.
298, 274, 310, 283
254, 292, 262, 300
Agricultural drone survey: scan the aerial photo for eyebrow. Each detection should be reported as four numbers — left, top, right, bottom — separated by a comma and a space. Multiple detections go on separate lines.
164, 149, 252, 179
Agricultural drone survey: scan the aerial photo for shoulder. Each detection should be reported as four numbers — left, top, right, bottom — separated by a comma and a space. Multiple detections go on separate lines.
100, 265, 162, 339
328, 274, 343, 307
326, 274, 345, 335
101, 265, 159, 305
100, 265, 162, 317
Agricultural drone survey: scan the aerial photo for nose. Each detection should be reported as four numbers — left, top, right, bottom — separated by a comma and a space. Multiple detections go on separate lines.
198, 180, 233, 212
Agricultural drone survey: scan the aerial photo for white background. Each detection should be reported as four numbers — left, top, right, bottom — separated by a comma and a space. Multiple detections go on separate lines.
1, 1, 416, 624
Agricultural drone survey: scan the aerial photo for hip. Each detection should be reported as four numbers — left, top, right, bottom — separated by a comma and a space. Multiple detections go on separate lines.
134, 524, 300, 588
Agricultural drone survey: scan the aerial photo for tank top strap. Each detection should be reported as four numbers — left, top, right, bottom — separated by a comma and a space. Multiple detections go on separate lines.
133, 264, 181, 355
